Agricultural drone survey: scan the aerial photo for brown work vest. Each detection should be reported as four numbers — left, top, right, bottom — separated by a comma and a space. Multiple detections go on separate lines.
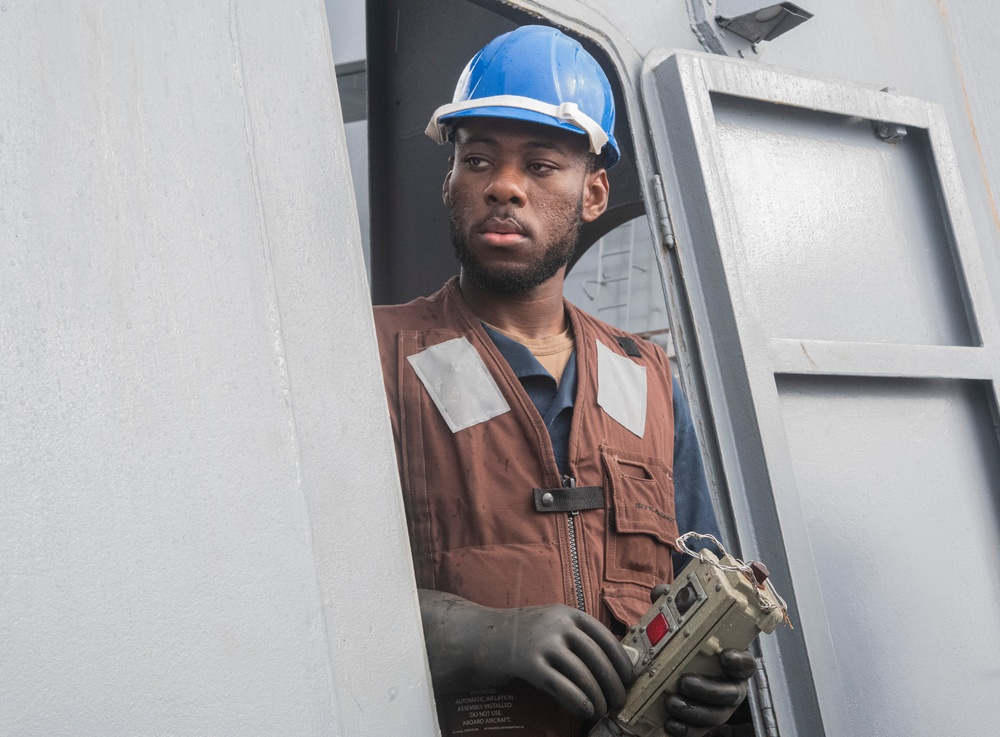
374, 278, 678, 736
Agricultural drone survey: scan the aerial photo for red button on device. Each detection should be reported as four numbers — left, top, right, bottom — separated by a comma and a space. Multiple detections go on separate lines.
646, 612, 670, 646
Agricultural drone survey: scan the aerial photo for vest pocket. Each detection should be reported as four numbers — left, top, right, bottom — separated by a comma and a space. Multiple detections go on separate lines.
601, 445, 678, 588
602, 586, 657, 629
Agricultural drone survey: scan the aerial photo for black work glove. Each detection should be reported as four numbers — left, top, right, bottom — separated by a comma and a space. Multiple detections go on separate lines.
419, 589, 634, 721
661, 648, 757, 737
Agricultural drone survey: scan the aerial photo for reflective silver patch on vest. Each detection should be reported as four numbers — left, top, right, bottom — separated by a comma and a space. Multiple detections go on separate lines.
407, 337, 511, 433
597, 339, 647, 438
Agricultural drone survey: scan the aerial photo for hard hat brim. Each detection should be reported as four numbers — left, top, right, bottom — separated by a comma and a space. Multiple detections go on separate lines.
438, 106, 620, 168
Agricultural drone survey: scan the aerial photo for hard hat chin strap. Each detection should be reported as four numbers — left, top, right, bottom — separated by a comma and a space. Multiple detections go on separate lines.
425, 95, 610, 156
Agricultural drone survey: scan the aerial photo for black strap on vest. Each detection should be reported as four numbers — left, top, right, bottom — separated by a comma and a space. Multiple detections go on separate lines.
615, 336, 642, 358
532, 486, 605, 513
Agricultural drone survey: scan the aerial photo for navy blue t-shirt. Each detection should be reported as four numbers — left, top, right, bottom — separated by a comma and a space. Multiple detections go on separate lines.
483, 326, 722, 573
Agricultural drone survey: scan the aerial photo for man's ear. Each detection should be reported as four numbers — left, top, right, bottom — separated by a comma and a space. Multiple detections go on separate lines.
442, 157, 455, 206
581, 168, 610, 223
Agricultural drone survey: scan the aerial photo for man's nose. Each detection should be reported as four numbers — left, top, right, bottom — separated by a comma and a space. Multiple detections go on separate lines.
484, 166, 526, 206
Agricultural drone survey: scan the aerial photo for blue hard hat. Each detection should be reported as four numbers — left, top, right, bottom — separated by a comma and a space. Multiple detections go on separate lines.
425, 25, 621, 168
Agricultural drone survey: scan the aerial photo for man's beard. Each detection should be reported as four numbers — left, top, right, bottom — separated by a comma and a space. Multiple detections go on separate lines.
449, 200, 583, 297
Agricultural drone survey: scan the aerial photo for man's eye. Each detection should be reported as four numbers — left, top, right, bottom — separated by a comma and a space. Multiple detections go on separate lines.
466, 156, 489, 169
528, 162, 554, 174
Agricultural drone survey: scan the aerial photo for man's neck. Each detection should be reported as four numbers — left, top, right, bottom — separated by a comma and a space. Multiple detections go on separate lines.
458, 271, 568, 340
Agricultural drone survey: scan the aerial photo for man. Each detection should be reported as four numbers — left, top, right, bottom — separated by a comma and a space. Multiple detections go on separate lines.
374, 25, 756, 737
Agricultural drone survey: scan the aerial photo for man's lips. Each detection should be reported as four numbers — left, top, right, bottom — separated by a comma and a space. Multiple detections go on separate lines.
477, 218, 528, 246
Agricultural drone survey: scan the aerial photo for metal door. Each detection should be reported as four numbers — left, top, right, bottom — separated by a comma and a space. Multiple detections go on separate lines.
641, 50, 1000, 737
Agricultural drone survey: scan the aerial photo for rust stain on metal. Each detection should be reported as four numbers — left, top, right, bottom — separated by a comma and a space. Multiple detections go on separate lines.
956, 76, 1000, 231
938, 2, 1000, 231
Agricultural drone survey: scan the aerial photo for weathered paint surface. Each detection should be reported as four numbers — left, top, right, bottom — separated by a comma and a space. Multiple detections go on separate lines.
0, 1, 436, 734
642, 50, 1000, 737
759, 0, 1000, 296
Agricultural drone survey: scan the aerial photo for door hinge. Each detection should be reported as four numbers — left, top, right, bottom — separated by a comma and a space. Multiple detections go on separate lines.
753, 656, 781, 737
875, 86, 907, 143
651, 174, 676, 250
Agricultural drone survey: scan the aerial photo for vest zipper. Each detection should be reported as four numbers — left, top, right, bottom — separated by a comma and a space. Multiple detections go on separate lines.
563, 475, 586, 611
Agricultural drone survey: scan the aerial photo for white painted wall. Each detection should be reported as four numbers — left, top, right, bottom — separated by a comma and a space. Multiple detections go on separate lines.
0, 1, 437, 734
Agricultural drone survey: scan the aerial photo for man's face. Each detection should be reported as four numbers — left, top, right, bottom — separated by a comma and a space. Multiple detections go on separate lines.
443, 117, 609, 296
